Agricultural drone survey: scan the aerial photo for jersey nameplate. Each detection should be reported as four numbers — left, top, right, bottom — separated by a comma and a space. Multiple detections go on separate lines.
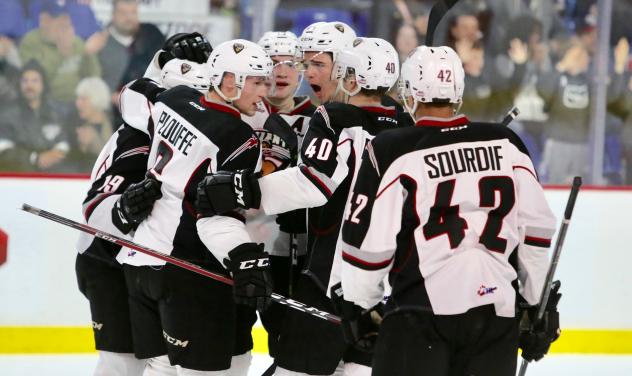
424, 145, 503, 179
156, 111, 198, 156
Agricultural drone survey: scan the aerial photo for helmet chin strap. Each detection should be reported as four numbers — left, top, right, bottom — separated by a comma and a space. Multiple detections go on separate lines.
403, 95, 419, 123
212, 83, 242, 103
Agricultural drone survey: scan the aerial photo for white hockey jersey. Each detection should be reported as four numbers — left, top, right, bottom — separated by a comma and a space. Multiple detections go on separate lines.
340, 115, 556, 317
118, 86, 262, 268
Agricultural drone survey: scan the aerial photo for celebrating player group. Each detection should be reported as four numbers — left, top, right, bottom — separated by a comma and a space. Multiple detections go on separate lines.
72, 8, 563, 376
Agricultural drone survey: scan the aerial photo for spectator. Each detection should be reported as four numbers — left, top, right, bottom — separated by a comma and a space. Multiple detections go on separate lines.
446, 12, 483, 57
394, 23, 418, 62
85, 0, 165, 94
68, 77, 113, 164
18, 1, 101, 114
0, 60, 69, 172
0, 35, 22, 106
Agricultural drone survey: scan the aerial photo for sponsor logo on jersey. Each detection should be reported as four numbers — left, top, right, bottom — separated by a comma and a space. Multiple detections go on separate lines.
163, 331, 189, 348
477, 285, 497, 296
189, 101, 205, 111
92, 321, 103, 330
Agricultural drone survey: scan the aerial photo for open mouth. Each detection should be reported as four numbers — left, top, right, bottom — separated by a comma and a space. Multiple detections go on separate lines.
276, 82, 289, 88
310, 84, 322, 93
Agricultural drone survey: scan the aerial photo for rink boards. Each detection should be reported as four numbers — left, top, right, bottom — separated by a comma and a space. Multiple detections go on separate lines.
0, 173, 630, 354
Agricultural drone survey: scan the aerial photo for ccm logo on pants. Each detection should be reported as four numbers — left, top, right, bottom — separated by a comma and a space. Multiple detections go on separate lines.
163, 331, 189, 347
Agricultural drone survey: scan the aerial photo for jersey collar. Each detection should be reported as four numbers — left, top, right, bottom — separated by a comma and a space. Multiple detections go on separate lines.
415, 114, 469, 127
199, 95, 241, 118
359, 105, 397, 117
266, 96, 313, 116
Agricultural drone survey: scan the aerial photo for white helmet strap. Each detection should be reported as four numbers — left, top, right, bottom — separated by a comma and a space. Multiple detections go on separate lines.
212, 82, 242, 103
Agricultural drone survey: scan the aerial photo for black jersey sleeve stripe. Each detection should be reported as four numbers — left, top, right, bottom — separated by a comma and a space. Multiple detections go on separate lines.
299, 164, 333, 198
342, 251, 393, 271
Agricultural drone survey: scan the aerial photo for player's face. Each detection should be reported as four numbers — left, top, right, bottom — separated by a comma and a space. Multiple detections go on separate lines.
268, 55, 300, 101
301, 51, 336, 103
234, 76, 269, 116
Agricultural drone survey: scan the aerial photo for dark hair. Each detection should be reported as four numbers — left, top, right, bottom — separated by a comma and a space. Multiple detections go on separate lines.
504, 15, 542, 50
360, 87, 390, 98
20, 59, 49, 93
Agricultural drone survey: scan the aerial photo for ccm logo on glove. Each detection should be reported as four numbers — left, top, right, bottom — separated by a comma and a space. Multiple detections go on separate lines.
239, 258, 270, 269
234, 173, 245, 206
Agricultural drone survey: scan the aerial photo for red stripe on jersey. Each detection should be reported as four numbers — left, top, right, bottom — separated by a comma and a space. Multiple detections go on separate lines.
415, 115, 469, 128
84, 192, 115, 221
288, 98, 313, 115
376, 173, 417, 199
199, 96, 241, 118
338, 138, 352, 147
342, 251, 392, 271
359, 106, 397, 117
513, 165, 538, 180
525, 236, 551, 248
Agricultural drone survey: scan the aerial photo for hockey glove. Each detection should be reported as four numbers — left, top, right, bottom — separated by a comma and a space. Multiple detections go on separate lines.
223, 243, 273, 312
519, 280, 562, 362
158, 32, 213, 67
276, 209, 307, 234
112, 173, 162, 234
330, 282, 383, 353
196, 169, 261, 217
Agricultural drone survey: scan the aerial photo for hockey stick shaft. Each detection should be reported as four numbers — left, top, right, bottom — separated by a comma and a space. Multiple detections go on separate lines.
425, 0, 460, 46
518, 176, 582, 376
501, 106, 520, 127
21, 203, 342, 325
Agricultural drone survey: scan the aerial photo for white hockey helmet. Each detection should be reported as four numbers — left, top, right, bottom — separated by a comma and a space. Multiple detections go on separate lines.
207, 39, 273, 102
333, 37, 400, 96
258, 31, 300, 57
298, 21, 357, 62
399, 46, 465, 115
160, 58, 211, 93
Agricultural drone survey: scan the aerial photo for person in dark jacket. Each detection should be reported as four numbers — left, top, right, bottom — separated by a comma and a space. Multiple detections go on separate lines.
0, 60, 69, 172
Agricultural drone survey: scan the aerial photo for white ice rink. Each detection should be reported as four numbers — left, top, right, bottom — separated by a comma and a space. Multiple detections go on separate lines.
1, 354, 631, 375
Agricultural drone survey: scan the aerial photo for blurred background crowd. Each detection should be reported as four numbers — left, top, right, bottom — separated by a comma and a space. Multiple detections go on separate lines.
0, 0, 630, 185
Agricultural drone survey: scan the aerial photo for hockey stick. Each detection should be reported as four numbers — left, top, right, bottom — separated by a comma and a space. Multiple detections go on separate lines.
21, 203, 342, 325
425, 0, 460, 46
518, 176, 582, 376
501, 106, 520, 127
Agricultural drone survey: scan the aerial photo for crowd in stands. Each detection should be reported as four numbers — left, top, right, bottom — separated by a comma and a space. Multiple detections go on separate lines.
1, 0, 631, 185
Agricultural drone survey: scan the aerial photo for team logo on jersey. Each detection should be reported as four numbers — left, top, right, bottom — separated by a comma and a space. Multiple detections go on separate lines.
477, 285, 498, 296
233, 42, 245, 54
180, 63, 191, 75
334, 23, 345, 33
222, 136, 259, 166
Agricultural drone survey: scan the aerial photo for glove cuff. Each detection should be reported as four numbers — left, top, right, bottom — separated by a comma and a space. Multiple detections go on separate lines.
112, 198, 134, 234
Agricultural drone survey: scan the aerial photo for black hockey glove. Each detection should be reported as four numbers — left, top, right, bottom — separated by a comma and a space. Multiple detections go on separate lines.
223, 243, 273, 312
519, 280, 562, 362
196, 169, 261, 217
112, 173, 162, 234
276, 209, 307, 234
158, 32, 213, 67
330, 282, 383, 353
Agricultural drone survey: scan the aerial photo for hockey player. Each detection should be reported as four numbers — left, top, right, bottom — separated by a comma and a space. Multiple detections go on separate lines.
75, 33, 212, 376
239, 30, 317, 360
198, 36, 405, 376
116, 39, 273, 375
337, 46, 561, 376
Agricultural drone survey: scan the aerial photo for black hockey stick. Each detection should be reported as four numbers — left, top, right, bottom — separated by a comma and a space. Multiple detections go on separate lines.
425, 0, 460, 46
21, 203, 342, 325
518, 176, 582, 376
501, 106, 520, 127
